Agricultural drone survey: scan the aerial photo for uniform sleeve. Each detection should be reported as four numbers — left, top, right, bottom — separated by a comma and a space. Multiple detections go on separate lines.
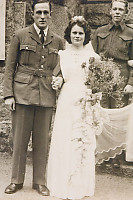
91, 28, 99, 54
52, 54, 62, 77
4, 33, 20, 99
129, 40, 133, 60
52, 37, 64, 76
59, 38, 65, 51
128, 40, 133, 86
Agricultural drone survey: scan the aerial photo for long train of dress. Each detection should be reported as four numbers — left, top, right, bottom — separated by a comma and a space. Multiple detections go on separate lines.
95, 103, 133, 164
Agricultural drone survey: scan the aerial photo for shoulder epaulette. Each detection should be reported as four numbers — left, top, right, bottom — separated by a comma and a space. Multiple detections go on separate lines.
98, 23, 108, 28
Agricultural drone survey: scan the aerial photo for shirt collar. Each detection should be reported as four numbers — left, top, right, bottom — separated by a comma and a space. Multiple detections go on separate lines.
109, 21, 125, 31
34, 23, 48, 36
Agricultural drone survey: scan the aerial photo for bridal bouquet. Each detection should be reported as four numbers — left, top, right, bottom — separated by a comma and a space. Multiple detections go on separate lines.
76, 55, 125, 137
81, 54, 125, 108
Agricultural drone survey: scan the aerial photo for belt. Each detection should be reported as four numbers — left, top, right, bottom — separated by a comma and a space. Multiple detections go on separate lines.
17, 66, 53, 78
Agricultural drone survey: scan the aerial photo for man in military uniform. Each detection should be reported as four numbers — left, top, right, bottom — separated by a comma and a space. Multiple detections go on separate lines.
92, 0, 133, 166
4, 0, 64, 195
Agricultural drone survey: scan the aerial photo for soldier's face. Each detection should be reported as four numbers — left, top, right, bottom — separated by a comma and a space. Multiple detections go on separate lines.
33, 3, 51, 30
110, 1, 126, 24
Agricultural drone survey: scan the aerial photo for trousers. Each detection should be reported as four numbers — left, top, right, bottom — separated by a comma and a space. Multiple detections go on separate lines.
11, 104, 53, 185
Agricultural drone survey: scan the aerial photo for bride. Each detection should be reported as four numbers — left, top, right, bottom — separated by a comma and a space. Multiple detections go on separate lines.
47, 16, 133, 199
47, 16, 99, 199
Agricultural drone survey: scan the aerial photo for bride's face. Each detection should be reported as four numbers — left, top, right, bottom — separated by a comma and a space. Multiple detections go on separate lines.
70, 24, 85, 47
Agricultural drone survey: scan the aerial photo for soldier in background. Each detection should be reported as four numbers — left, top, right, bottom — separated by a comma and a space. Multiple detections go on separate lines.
92, 0, 133, 167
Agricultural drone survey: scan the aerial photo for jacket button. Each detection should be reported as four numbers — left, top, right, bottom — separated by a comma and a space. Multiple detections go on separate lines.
26, 46, 29, 49
41, 65, 43, 68
42, 56, 45, 58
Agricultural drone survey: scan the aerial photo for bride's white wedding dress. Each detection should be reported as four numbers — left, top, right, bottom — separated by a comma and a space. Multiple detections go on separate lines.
47, 42, 133, 199
47, 43, 99, 199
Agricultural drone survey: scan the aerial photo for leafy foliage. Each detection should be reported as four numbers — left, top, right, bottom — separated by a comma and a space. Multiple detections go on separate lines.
81, 54, 125, 108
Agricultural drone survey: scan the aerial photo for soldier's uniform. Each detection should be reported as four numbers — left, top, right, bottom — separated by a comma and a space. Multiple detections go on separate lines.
4, 24, 64, 185
92, 21, 133, 108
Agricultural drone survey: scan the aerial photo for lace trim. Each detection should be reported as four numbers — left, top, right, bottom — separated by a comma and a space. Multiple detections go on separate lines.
95, 143, 126, 164
95, 142, 126, 154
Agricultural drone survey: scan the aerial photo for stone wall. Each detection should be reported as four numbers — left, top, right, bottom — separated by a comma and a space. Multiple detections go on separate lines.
0, 1, 26, 152
0, 1, 133, 152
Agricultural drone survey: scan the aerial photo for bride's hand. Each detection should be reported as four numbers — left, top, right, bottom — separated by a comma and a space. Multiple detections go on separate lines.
51, 76, 63, 90
124, 85, 133, 94
128, 60, 133, 67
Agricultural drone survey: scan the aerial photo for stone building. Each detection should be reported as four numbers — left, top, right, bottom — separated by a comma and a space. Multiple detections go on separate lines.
0, 0, 133, 152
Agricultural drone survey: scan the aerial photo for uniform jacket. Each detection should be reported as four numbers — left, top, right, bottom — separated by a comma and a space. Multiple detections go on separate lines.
91, 22, 133, 86
4, 24, 64, 107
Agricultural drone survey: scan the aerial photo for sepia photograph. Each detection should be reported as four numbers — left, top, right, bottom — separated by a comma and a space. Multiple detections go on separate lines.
0, 0, 133, 200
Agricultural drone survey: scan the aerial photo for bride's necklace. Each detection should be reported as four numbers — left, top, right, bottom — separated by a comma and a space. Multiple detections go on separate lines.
69, 46, 85, 63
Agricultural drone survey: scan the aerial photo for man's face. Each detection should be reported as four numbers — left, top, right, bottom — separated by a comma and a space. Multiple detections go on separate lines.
110, 1, 126, 24
33, 2, 51, 30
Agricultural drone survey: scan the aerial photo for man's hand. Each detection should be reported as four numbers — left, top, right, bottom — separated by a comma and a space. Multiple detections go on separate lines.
124, 85, 133, 94
51, 76, 63, 90
5, 97, 16, 111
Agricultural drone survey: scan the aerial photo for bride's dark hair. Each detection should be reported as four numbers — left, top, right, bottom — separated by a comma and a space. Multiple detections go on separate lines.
64, 16, 91, 45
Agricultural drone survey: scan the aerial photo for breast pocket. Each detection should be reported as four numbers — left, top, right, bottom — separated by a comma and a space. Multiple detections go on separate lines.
118, 35, 132, 55
14, 73, 31, 84
20, 44, 36, 65
97, 32, 110, 51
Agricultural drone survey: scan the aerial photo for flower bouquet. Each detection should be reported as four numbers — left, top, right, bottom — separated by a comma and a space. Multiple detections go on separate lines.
76, 54, 125, 137
81, 54, 125, 108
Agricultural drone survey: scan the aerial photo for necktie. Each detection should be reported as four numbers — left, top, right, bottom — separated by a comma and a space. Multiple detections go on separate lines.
39, 30, 45, 44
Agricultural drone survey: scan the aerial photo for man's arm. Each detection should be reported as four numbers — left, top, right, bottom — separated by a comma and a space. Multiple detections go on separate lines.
52, 37, 65, 90
91, 28, 99, 54
52, 54, 62, 77
128, 40, 133, 86
124, 39, 133, 94
4, 33, 20, 99
4, 32, 20, 110
52, 54, 63, 90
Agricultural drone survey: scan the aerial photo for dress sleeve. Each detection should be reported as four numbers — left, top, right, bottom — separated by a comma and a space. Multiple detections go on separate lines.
58, 50, 69, 82
86, 41, 100, 60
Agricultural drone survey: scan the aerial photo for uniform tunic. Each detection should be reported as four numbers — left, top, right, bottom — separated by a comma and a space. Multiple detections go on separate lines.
3, 24, 64, 185
92, 22, 133, 108
4, 24, 64, 107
